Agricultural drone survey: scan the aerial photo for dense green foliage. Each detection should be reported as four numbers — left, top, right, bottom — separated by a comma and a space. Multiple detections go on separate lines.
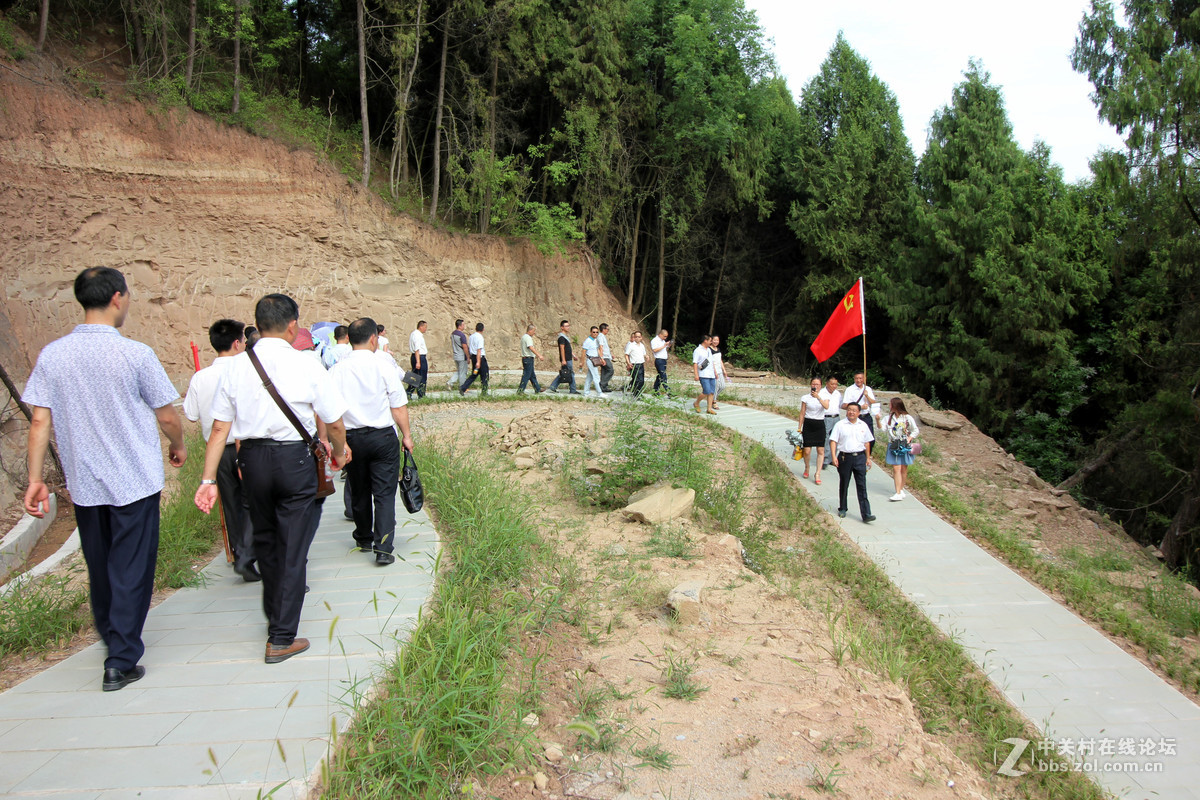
4, 0, 1198, 571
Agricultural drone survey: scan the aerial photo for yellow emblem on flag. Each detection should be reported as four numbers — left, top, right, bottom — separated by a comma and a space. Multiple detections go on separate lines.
843, 294, 855, 313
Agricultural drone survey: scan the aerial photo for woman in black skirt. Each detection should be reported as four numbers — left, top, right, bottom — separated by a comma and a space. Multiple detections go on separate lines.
798, 377, 831, 484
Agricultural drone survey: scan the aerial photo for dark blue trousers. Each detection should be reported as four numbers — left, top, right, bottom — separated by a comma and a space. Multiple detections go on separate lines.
653, 358, 669, 393
461, 354, 489, 393
75, 493, 161, 671
408, 354, 428, 398
518, 356, 542, 393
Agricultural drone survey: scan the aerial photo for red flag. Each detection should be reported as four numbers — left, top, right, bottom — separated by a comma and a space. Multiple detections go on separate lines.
810, 278, 865, 362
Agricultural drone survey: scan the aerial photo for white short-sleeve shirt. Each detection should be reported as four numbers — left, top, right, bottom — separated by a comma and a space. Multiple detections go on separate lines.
819, 387, 842, 418
799, 393, 828, 421
329, 349, 407, 430
692, 345, 715, 378
468, 332, 486, 357
650, 336, 668, 359
212, 338, 348, 441
183, 356, 238, 444
409, 329, 427, 356
829, 418, 875, 453
625, 341, 646, 364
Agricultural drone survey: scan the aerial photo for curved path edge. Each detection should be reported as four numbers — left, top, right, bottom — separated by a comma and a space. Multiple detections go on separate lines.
704, 402, 1200, 800
0, 480, 439, 799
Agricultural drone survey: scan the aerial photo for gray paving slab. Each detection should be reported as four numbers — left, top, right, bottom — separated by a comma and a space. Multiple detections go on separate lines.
706, 401, 1200, 800
0, 481, 438, 798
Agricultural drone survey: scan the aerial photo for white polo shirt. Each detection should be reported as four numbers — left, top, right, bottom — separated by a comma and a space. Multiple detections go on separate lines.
183, 355, 238, 444
329, 349, 407, 430
597, 332, 611, 359
829, 418, 875, 454
212, 337, 348, 441
650, 336, 668, 359
625, 341, 646, 364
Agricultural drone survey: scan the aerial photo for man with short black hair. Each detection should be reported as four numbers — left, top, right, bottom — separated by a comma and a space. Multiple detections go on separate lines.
330, 318, 414, 565
195, 293, 351, 665
597, 323, 614, 393
518, 323, 545, 394
448, 318, 469, 390
323, 325, 351, 369
24, 266, 187, 692
650, 328, 672, 395
842, 371, 877, 455
819, 376, 842, 470
829, 402, 876, 523
548, 320, 580, 394
184, 318, 258, 582
408, 320, 429, 399
460, 322, 489, 395
624, 331, 647, 397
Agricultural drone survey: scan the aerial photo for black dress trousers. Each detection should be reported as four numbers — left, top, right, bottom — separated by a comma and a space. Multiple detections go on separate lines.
344, 426, 401, 554
837, 450, 872, 519
238, 441, 319, 646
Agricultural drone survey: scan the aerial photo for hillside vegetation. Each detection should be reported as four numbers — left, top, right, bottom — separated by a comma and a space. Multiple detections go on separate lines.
0, 0, 1196, 575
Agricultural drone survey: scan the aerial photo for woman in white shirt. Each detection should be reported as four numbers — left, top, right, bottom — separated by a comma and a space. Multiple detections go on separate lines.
797, 377, 830, 484
883, 396, 920, 501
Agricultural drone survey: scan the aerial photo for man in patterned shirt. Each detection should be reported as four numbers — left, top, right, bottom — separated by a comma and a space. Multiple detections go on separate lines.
23, 267, 187, 692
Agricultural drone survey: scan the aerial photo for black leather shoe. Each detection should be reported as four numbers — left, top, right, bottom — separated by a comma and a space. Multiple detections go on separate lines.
375, 551, 396, 566
863, 514, 876, 523
102, 665, 145, 692
233, 560, 262, 583
838, 510, 847, 518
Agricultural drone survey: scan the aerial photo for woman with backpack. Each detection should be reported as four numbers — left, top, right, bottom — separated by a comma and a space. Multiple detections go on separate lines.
883, 396, 920, 501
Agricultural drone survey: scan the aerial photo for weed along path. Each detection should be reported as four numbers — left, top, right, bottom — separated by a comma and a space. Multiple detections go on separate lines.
704, 402, 1200, 800
0, 481, 438, 799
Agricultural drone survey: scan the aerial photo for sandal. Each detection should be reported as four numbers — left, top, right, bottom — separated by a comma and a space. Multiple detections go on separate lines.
814, 475, 822, 485
803, 469, 810, 479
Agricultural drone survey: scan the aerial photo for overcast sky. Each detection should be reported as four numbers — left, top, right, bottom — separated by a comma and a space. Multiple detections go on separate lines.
743, 0, 1127, 183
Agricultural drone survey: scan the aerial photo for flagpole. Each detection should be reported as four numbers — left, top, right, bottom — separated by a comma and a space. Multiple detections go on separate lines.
859, 277, 866, 379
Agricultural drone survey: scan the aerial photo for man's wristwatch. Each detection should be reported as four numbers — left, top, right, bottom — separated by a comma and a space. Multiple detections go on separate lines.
200, 479, 217, 485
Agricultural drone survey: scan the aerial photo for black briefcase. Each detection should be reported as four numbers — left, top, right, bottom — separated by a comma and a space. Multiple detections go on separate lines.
399, 450, 424, 513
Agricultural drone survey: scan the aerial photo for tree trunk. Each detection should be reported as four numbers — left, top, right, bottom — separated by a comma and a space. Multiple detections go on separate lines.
625, 199, 642, 316
357, 0, 370, 187
654, 201, 665, 333
231, 0, 241, 114
391, 0, 423, 196
1160, 461, 1200, 572
36, 0, 49, 51
671, 272, 683, 341
184, 0, 197, 88
635, 222, 651, 315
708, 218, 731, 333
158, 0, 169, 78
132, 7, 146, 66
296, 0, 310, 102
1057, 424, 1143, 492
429, 5, 451, 224
482, 52, 498, 234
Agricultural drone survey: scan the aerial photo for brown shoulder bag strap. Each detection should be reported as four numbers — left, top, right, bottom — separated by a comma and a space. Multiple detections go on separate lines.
246, 346, 316, 447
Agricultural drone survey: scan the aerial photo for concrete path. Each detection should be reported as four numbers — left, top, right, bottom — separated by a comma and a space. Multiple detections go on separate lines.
704, 402, 1200, 800
0, 481, 438, 799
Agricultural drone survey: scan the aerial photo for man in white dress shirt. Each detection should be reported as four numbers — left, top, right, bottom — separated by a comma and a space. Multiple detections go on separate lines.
819, 376, 842, 470
460, 322, 489, 395
195, 293, 351, 665
323, 325, 352, 369
829, 402, 876, 523
407, 320, 429, 399
650, 328, 673, 395
597, 323, 614, 393
330, 317, 414, 565
841, 371, 878, 456
624, 331, 647, 397
183, 318, 258, 582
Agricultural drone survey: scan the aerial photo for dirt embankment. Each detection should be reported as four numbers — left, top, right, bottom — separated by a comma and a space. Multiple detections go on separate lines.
0, 52, 633, 388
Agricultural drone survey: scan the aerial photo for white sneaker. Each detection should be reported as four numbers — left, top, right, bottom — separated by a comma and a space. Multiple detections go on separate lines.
889, 493, 904, 502
900, 489, 907, 498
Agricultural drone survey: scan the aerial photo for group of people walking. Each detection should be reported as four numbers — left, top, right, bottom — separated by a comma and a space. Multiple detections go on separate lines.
793, 371, 921, 522
22, 268, 418, 691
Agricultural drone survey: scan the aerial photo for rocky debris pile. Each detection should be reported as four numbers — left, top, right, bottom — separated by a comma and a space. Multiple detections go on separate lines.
492, 408, 593, 469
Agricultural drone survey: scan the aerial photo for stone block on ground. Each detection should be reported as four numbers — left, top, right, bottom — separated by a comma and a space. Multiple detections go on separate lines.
623, 486, 695, 524
915, 409, 964, 431
667, 579, 704, 624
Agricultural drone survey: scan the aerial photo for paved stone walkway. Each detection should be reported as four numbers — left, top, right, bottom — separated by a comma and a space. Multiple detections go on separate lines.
0, 481, 438, 799
704, 402, 1200, 800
